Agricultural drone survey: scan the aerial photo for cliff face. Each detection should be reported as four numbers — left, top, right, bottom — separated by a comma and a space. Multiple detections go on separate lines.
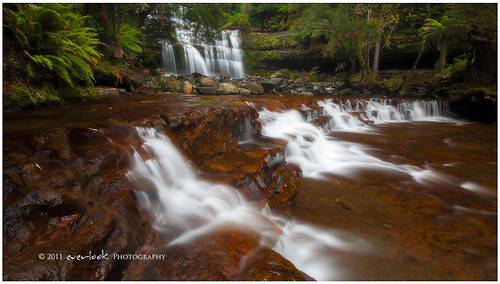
3, 91, 305, 280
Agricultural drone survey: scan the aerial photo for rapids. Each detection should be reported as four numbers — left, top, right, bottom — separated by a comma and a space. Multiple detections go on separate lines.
124, 97, 496, 280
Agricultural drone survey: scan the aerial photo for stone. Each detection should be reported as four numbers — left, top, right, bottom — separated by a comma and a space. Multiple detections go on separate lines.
290, 90, 299, 95
200, 77, 217, 88
239, 88, 252, 97
220, 73, 231, 80
299, 91, 314, 96
179, 81, 193, 94
196, 87, 219, 96
242, 82, 264, 95
192, 72, 204, 78
261, 78, 284, 92
340, 88, 354, 96
218, 83, 239, 95
246, 247, 307, 281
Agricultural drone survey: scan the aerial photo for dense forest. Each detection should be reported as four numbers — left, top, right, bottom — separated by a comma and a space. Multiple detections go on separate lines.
3, 3, 497, 109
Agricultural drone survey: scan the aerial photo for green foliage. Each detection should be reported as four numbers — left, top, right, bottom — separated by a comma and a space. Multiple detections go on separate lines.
223, 12, 252, 32
245, 33, 297, 51
4, 4, 101, 90
152, 76, 180, 92
119, 23, 144, 54
4, 84, 61, 109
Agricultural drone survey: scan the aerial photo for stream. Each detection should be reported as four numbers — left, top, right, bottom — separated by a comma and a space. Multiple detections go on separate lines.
3, 94, 496, 280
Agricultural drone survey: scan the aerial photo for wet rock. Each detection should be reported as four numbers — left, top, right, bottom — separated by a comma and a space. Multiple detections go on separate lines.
192, 72, 204, 78
239, 88, 252, 97
246, 247, 307, 280
179, 81, 193, 94
242, 82, 264, 95
200, 77, 217, 88
220, 73, 231, 80
261, 78, 284, 92
123, 226, 266, 280
123, 224, 303, 281
218, 83, 239, 95
3, 124, 146, 280
299, 91, 314, 96
340, 88, 354, 96
196, 87, 219, 96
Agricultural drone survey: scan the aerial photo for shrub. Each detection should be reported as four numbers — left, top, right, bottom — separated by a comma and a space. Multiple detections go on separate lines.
3, 4, 101, 106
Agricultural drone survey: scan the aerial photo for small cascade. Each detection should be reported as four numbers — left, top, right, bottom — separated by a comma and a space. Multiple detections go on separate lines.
259, 99, 454, 179
126, 126, 367, 280
161, 12, 246, 78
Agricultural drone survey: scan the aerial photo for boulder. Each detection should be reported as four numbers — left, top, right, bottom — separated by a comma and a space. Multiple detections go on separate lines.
218, 83, 239, 95
242, 82, 264, 95
200, 77, 217, 88
196, 87, 219, 96
179, 81, 193, 94
220, 73, 231, 80
299, 91, 314, 96
340, 88, 354, 96
261, 78, 284, 92
239, 88, 252, 97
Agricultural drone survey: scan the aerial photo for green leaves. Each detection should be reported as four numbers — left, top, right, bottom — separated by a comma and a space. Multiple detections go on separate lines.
5, 4, 102, 90
119, 23, 144, 53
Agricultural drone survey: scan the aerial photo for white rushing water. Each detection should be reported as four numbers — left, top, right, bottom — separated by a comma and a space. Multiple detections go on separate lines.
161, 11, 245, 78
126, 126, 367, 280
126, 98, 458, 280
259, 98, 454, 180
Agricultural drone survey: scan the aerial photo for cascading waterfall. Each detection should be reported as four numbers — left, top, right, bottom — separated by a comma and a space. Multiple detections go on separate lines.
125, 98, 461, 281
259, 98, 454, 179
126, 127, 368, 280
162, 44, 177, 74
161, 12, 245, 78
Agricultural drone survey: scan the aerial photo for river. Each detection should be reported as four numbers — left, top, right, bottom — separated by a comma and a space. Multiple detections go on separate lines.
3, 93, 497, 280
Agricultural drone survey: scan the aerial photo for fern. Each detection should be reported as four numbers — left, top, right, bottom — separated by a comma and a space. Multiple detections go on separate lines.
119, 23, 144, 53
4, 4, 102, 94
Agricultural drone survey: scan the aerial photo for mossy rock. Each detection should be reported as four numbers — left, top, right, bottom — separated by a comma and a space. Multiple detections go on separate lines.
152, 76, 181, 92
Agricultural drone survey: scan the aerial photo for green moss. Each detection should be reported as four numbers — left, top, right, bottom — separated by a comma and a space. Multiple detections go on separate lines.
3, 84, 61, 109
152, 76, 181, 92
243, 32, 298, 51
59, 87, 96, 102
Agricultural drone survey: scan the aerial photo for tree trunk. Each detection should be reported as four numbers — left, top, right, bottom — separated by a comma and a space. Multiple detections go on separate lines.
372, 29, 382, 78
437, 40, 447, 74
372, 4, 383, 78
469, 40, 497, 85
412, 37, 427, 71
358, 47, 373, 82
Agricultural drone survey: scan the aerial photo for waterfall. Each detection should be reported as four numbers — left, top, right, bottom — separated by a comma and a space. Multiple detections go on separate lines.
259, 99, 454, 180
162, 44, 177, 74
161, 14, 246, 78
125, 98, 457, 280
126, 126, 367, 280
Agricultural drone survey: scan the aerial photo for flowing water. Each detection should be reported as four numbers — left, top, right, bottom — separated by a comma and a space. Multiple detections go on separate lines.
162, 12, 245, 78
125, 97, 496, 280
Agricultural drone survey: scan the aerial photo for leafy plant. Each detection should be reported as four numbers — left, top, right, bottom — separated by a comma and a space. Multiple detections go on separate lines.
119, 23, 144, 54
4, 4, 101, 92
